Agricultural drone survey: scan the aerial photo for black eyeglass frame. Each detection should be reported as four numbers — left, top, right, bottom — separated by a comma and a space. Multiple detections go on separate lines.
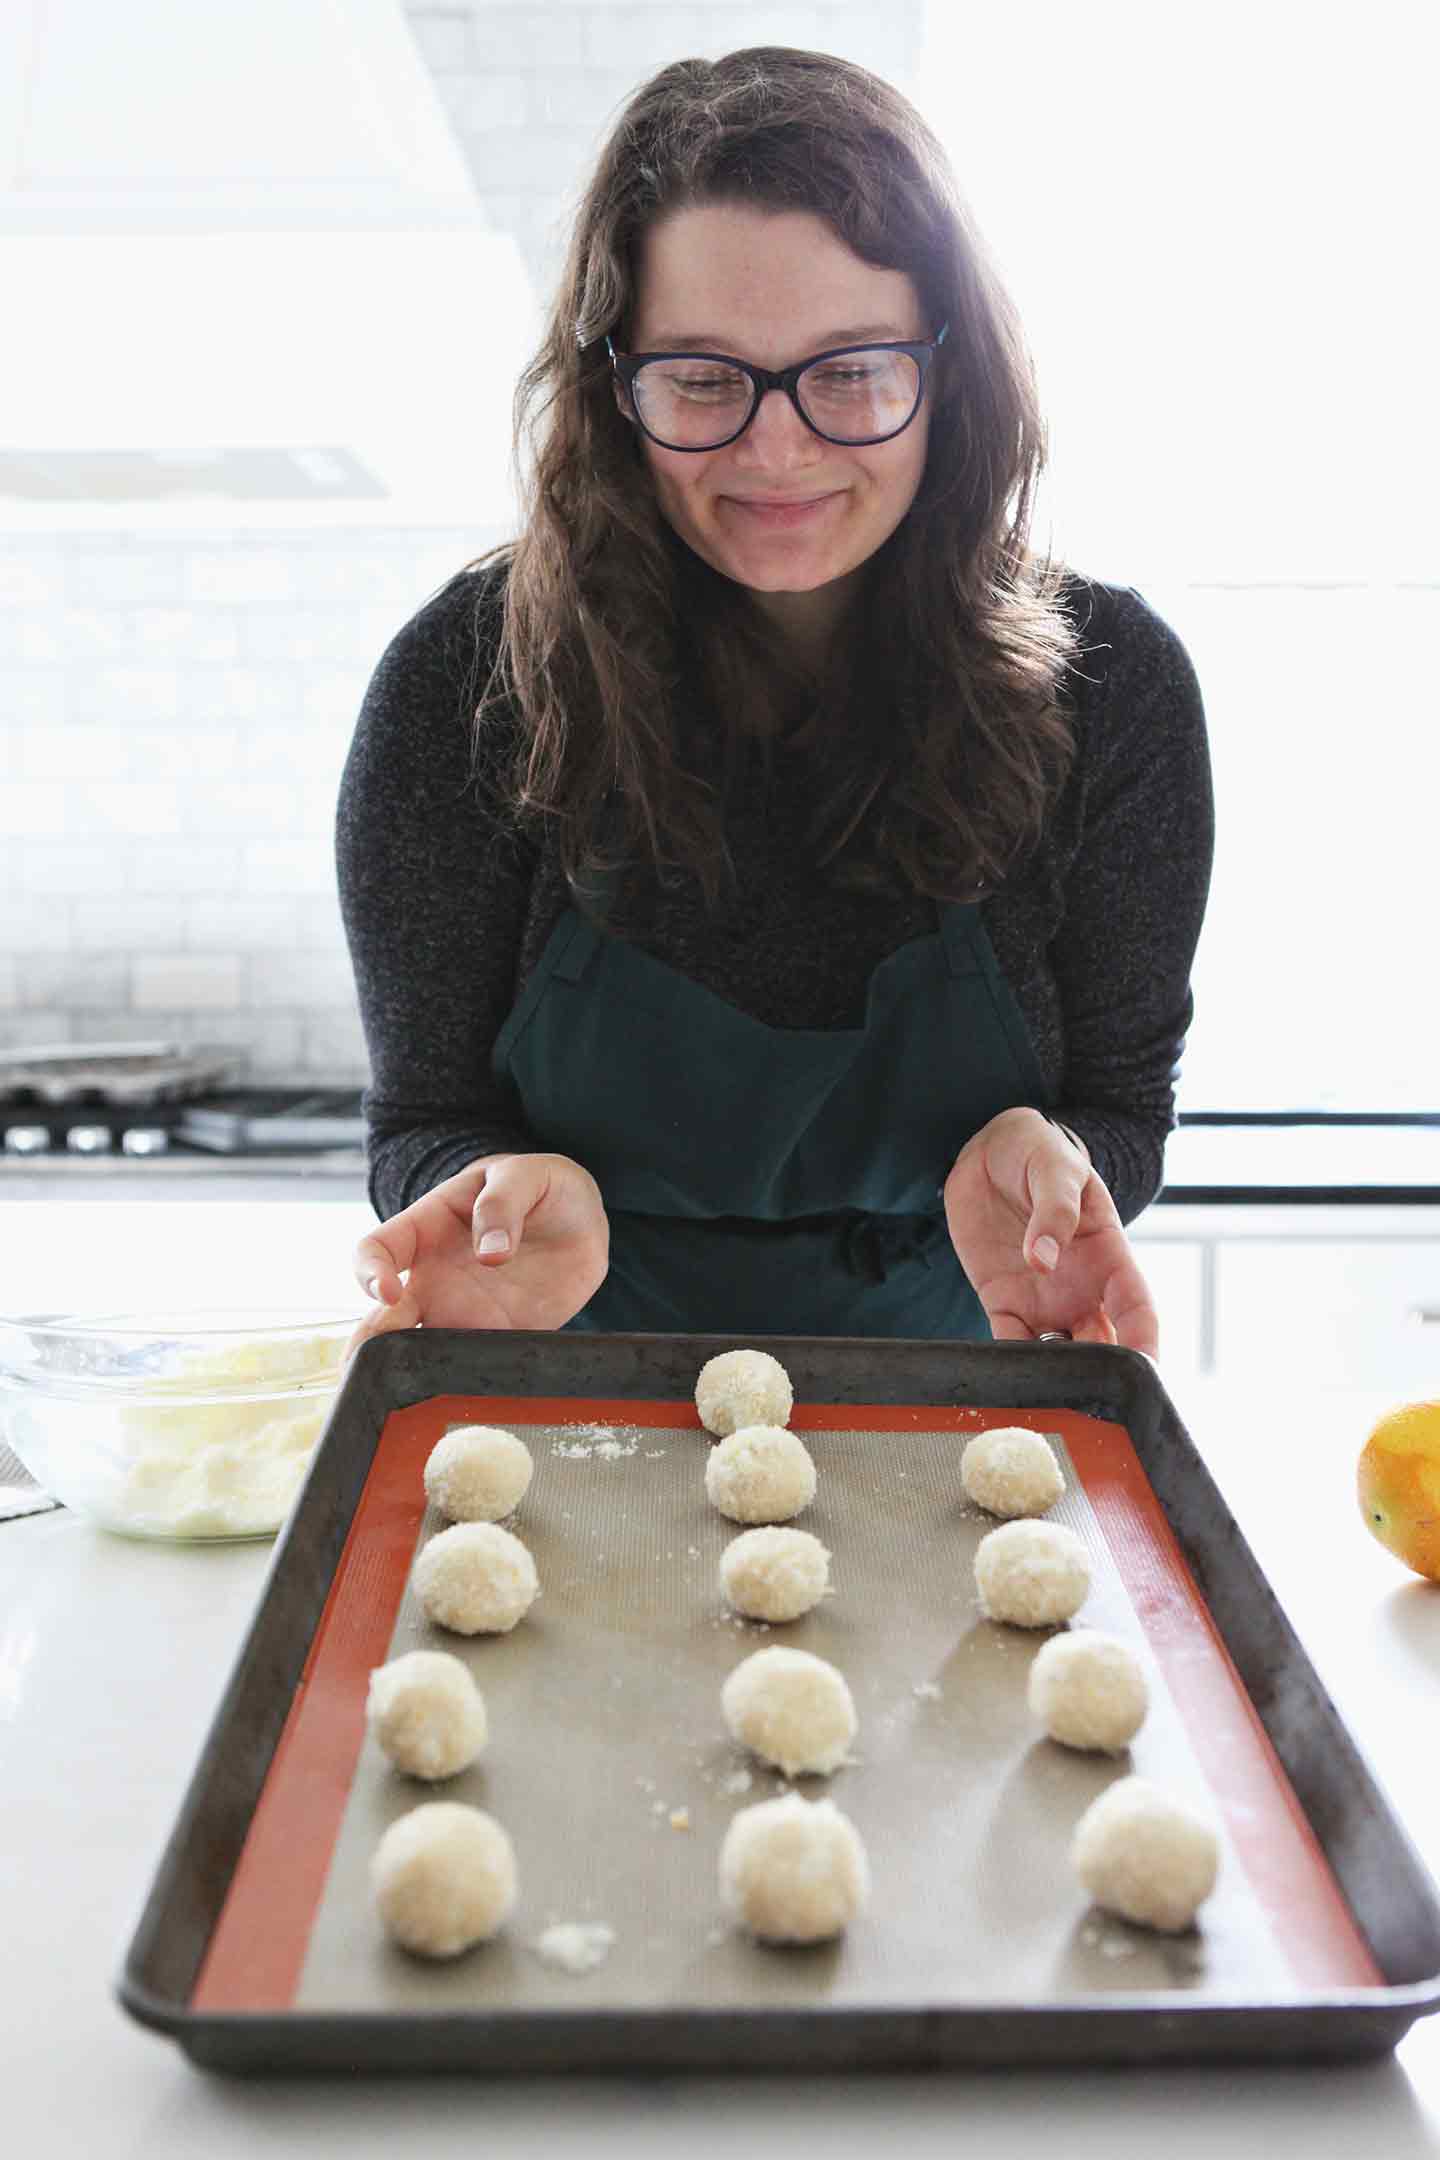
605, 324, 950, 451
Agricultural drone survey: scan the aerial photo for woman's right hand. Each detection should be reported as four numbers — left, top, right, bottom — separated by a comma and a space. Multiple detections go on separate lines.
346, 1153, 609, 1359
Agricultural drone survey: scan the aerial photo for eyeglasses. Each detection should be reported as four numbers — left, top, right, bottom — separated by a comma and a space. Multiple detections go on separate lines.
605, 325, 949, 452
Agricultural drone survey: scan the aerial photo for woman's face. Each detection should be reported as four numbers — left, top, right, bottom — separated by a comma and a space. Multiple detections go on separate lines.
625, 204, 934, 637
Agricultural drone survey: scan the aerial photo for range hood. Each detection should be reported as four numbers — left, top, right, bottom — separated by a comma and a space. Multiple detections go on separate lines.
0, 0, 540, 532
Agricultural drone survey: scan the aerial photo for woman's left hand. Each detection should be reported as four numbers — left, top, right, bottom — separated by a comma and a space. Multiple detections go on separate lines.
942, 1107, 1158, 1356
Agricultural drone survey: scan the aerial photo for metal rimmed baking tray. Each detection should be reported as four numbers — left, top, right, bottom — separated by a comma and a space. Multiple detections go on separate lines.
118, 1330, 1440, 2073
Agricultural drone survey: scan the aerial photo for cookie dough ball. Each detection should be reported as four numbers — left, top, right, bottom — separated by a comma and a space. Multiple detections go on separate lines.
366, 1650, 488, 1780
424, 1425, 533, 1523
696, 1348, 794, 1438
961, 1426, 1065, 1518
721, 1527, 831, 1622
706, 1426, 816, 1525
975, 1519, 1091, 1628
1072, 1776, 1220, 1933
414, 1522, 539, 1636
720, 1793, 869, 1943
721, 1646, 856, 1775
1028, 1631, 1148, 1752
371, 1802, 517, 1957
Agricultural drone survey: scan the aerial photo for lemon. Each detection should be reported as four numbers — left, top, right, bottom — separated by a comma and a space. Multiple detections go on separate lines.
1358, 1399, 1440, 1581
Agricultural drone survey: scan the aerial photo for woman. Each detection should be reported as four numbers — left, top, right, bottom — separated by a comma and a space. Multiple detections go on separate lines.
337, 46, 1213, 1356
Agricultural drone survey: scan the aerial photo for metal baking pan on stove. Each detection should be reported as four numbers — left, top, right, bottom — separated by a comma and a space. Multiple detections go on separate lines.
118, 1331, 1440, 2074
0, 1042, 240, 1107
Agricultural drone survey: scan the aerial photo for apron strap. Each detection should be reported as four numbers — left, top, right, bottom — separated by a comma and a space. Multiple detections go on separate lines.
939, 900, 1053, 1108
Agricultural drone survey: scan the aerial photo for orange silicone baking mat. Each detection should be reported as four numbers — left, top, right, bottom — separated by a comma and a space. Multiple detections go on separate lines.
192, 1393, 1381, 2017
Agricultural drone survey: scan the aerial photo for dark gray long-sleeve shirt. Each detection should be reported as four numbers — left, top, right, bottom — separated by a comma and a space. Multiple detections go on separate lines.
336, 560, 1214, 1227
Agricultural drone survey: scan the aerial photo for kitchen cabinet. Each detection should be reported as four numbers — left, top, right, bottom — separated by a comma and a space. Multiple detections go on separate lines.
1131, 1203, 1440, 1385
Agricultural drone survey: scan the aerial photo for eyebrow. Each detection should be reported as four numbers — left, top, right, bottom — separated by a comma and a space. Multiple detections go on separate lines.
635, 324, 916, 352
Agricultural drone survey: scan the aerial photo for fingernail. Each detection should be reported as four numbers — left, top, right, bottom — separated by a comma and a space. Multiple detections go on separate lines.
477, 1229, 510, 1257
364, 1274, 381, 1300
1033, 1235, 1060, 1269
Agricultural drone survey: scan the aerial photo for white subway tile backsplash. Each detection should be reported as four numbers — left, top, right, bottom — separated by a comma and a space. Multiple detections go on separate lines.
71, 898, 186, 950
246, 947, 357, 1010
82, 666, 183, 723
299, 542, 482, 612
63, 782, 184, 839
193, 1012, 306, 1075
2, 783, 71, 838
14, 725, 197, 783
133, 955, 245, 1011
720, 5, 829, 50
0, 899, 73, 953
126, 844, 244, 895
0, 956, 17, 1009
454, 121, 599, 197
0, 557, 65, 611
238, 613, 383, 666
535, 69, 630, 132
453, 71, 535, 132
298, 670, 374, 727
183, 669, 304, 725
464, 6, 585, 69
61, 1009, 190, 1045
17, 953, 129, 1008
0, 668, 66, 727
182, 780, 305, 835
46, 610, 243, 667
183, 554, 304, 608
184, 898, 303, 951
0, 1012, 77, 1050
63, 551, 185, 611
0, 619, 64, 665
301, 1006, 369, 1075
10, 842, 104, 898
240, 841, 336, 897
578, 6, 711, 70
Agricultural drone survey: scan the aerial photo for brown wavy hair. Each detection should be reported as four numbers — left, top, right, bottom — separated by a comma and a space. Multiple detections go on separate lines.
466, 45, 1092, 907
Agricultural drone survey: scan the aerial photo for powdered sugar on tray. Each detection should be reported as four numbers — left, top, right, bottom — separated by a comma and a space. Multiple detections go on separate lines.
551, 1424, 641, 1459
532, 1922, 617, 1974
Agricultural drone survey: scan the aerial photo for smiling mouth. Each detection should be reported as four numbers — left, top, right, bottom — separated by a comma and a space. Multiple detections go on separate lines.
722, 493, 840, 522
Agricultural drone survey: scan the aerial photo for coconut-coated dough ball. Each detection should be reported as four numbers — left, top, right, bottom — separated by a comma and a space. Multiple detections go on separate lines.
695, 1348, 794, 1438
371, 1801, 517, 1957
1072, 1776, 1220, 1933
1027, 1631, 1149, 1752
961, 1426, 1065, 1518
721, 1646, 857, 1775
413, 1521, 539, 1635
366, 1650, 488, 1780
720, 1527, 831, 1622
424, 1425, 533, 1523
706, 1425, 816, 1525
720, 1793, 869, 1943
974, 1519, 1091, 1628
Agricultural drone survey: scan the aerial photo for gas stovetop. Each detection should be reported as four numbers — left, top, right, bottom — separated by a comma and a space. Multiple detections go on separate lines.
1, 1086, 365, 1160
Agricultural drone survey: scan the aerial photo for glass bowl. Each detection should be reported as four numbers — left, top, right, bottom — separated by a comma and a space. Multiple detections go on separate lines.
0, 1306, 359, 1541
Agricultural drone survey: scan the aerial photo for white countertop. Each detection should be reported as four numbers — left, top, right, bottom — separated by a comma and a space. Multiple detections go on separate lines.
4, 1373, 1440, 2154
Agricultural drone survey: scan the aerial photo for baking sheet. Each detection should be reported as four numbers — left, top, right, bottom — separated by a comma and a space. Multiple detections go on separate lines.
119, 1331, 1440, 2072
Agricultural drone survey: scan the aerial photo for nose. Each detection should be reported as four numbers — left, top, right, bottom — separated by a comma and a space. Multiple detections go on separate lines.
733, 384, 822, 466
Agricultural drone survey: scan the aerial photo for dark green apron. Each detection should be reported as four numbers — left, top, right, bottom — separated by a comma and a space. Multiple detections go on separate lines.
490, 885, 1051, 1338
